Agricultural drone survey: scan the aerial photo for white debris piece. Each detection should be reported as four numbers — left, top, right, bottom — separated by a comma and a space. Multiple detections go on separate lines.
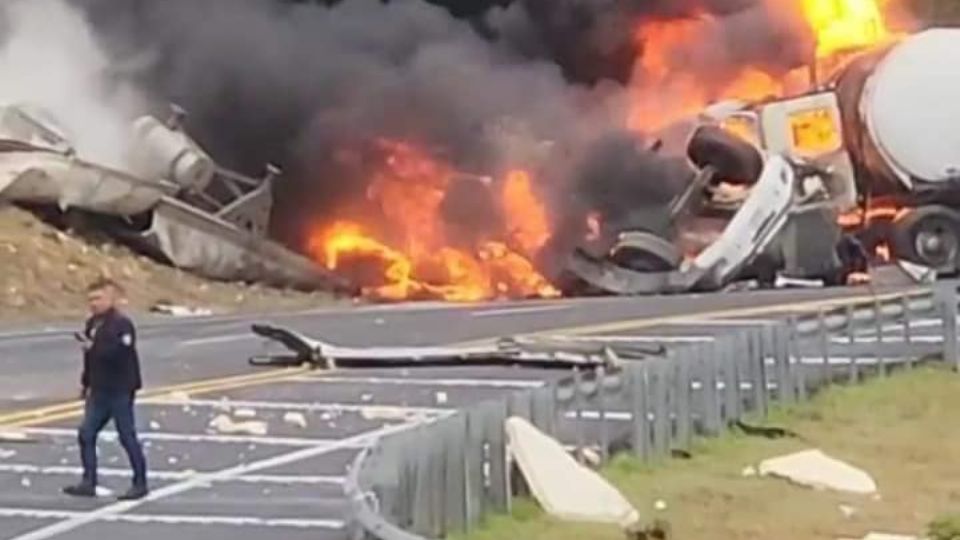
758, 449, 878, 495
168, 456, 179, 465
95, 486, 113, 497
20, 477, 30, 488
435, 391, 449, 405
149, 420, 161, 431
505, 417, 641, 527
360, 393, 373, 403
150, 303, 214, 317
839, 504, 857, 518
653, 500, 667, 511
0, 448, 16, 460
209, 414, 268, 436
838, 534, 920, 540
360, 407, 431, 423
283, 411, 308, 429
741, 465, 757, 477
0, 429, 31, 442
233, 408, 257, 419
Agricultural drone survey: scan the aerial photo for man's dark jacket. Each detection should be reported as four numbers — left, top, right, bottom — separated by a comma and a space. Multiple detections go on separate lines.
81, 309, 142, 394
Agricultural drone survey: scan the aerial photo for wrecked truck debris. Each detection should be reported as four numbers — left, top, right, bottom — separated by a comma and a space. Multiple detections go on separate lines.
566, 28, 960, 296
0, 104, 351, 292
247, 324, 662, 370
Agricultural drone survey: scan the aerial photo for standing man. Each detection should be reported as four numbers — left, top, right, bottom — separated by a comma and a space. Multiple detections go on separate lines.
63, 278, 149, 500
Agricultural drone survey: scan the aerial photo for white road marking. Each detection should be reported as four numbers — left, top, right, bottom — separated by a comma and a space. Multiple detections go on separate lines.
533, 334, 715, 343
178, 334, 256, 347
831, 335, 943, 344
0, 508, 343, 529
470, 305, 569, 317
0, 464, 344, 485
142, 397, 451, 416
11, 421, 430, 540
664, 318, 778, 326
22, 427, 344, 448
290, 375, 545, 389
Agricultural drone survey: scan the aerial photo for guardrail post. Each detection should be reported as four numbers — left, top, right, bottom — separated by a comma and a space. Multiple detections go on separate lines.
874, 298, 886, 377
788, 316, 807, 402
724, 332, 744, 421
630, 364, 651, 460
704, 338, 722, 435
817, 308, 831, 388
597, 366, 610, 463
675, 349, 693, 451
572, 368, 585, 462
937, 281, 959, 369
846, 304, 859, 384
652, 359, 670, 458
901, 295, 914, 370
750, 327, 768, 417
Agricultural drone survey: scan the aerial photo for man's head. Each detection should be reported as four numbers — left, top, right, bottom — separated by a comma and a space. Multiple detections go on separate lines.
86, 278, 124, 316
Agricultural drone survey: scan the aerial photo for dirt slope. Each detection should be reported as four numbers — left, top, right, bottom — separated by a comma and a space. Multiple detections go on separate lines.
0, 204, 343, 323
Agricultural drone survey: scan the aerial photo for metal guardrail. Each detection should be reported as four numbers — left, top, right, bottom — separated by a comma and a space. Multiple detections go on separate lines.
345, 283, 960, 540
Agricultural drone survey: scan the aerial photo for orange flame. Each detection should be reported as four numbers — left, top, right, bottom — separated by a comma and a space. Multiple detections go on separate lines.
629, 0, 895, 133
307, 140, 558, 302
802, 0, 890, 58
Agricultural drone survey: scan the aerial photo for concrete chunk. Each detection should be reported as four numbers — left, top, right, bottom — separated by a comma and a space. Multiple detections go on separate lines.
505, 417, 641, 527
208, 414, 268, 436
758, 449, 878, 495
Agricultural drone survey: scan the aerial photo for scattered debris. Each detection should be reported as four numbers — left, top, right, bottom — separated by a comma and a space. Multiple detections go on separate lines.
578, 447, 602, 468
149, 302, 214, 317
95, 486, 114, 497
360, 393, 373, 403
741, 466, 757, 477
360, 407, 433, 423
20, 477, 30, 488
653, 500, 668, 511
839, 504, 858, 519
283, 411, 308, 429
757, 449, 878, 495
838, 534, 920, 540
505, 416, 641, 527
165, 391, 191, 404
168, 456, 179, 465
208, 414, 268, 436
149, 421, 161, 431
0, 429, 33, 443
435, 391, 449, 405
0, 448, 16, 459
735, 420, 800, 439
234, 408, 258, 419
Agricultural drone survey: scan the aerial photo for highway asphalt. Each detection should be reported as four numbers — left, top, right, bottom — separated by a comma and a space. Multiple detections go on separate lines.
0, 284, 924, 540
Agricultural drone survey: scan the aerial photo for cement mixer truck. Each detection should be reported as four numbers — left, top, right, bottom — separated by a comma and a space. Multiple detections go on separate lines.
566, 28, 960, 295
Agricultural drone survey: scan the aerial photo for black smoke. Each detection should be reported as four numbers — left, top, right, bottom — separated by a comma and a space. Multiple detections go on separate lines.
66, 0, 814, 255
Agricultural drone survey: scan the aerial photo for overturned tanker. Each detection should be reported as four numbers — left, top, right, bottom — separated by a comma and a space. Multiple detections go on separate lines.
566, 28, 960, 295
0, 104, 351, 292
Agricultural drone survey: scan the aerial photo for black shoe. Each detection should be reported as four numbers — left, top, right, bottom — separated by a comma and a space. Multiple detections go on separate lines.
117, 485, 148, 501
62, 484, 96, 497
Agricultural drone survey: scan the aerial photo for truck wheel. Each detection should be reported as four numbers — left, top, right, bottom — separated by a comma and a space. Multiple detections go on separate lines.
686, 125, 764, 184
891, 206, 960, 274
610, 231, 681, 272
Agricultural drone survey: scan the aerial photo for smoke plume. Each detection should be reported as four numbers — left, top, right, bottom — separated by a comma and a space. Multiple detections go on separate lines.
0, 0, 146, 168
1, 0, 818, 265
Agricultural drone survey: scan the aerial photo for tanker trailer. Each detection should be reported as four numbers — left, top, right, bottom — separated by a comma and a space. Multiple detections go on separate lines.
709, 27, 960, 274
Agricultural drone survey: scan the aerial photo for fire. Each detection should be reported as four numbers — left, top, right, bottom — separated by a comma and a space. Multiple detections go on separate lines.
629, 0, 895, 133
307, 139, 559, 302
802, 0, 890, 58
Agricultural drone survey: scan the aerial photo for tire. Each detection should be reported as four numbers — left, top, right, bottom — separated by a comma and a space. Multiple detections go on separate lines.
687, 125, 764, 184
890, 205, 960, 274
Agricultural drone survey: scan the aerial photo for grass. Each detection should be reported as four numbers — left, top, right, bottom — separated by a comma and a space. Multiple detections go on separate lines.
458, 366, 960, 540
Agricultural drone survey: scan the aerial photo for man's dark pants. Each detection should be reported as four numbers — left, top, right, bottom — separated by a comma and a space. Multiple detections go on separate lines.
78, 391, 147, 488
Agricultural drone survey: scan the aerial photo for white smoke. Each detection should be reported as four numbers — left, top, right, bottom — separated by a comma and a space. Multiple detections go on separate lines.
0, 0, 145, 168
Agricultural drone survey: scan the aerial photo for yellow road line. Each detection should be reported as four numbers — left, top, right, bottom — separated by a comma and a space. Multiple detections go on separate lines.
0, 366, 309, 427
